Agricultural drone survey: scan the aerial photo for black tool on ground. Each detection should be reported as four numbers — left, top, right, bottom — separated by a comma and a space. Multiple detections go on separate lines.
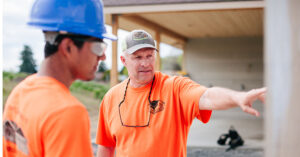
217, 126, 244, 151
217, 133, 230, 145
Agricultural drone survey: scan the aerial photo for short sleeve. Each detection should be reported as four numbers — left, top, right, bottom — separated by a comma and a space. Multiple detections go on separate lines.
96, 96, 116, 147
175, 77, 212, 125
42, 106, 93, 157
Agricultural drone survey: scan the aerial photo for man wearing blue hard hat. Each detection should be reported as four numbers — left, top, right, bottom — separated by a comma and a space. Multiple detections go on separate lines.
3, 0, 116, 156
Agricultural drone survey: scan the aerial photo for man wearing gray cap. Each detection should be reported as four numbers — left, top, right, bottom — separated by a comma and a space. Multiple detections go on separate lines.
96, 30, 266, 157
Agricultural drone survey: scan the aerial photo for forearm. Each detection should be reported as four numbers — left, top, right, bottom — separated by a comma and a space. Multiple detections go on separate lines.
97, 145, 115, 157
199, 87, 243, 110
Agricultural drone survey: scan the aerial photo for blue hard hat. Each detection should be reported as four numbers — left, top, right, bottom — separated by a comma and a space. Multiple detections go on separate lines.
28, 0, 117, 40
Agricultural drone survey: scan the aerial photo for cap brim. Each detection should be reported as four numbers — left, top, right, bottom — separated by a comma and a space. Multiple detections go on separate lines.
102, 33, 117, 41
126, 44, 157, 54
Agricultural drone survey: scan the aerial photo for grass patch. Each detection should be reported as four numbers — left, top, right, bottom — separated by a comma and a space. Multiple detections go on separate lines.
70, 80, 110, 100
3, 72, 29, 105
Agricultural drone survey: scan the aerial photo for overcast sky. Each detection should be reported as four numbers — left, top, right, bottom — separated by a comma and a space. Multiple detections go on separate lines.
3, 0, 182, 72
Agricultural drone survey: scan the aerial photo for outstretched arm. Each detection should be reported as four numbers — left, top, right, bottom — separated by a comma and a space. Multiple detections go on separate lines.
199, 87, 266, 116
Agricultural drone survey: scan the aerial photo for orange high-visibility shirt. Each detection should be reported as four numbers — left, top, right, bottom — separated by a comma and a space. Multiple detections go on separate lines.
3, 75, 93, 157
96, 72, 212, 156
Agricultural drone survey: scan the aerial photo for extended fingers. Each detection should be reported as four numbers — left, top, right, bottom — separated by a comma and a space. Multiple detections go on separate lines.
247, 87, 267, 101
241, 105, 260, 117
250, 87, 266, 95
258, 93, 266, 104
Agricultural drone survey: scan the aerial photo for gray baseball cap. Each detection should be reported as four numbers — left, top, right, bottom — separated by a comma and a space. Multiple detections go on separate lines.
122, 30, 157, 54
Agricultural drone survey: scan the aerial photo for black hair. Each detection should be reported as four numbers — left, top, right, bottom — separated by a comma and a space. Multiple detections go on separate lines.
44, 34, 92, 58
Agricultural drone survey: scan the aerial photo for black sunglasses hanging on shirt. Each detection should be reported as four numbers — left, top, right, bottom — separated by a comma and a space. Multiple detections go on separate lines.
118, 76, 157, 127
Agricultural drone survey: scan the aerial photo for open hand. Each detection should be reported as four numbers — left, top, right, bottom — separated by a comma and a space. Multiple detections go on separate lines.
238, 87, 266, 117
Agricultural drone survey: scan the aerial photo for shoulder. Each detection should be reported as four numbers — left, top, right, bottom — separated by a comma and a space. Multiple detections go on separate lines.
40, 95, 88, 127
40, 100, 89, 133
155, 71, 193, 85
154, 71, 172, 84
155, 72, 206, 95
30, 76, 87, 118
48, 105, 89, 122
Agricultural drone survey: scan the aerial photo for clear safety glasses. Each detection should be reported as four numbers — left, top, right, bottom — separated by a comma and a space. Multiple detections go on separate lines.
72, 38, 107, 56
90, 41, 107, 56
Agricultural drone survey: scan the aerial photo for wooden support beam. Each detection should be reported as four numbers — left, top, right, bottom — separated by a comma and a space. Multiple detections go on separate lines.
121, 15, 187, 45
155, 31, 161, 71
110, 14, 119, 87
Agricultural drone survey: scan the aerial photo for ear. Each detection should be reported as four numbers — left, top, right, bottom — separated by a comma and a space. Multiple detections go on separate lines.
58, 38, 76, 57
120, 55, 126, 66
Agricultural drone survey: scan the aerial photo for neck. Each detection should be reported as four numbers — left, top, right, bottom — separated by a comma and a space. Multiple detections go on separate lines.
129, 76, 155, 88
37, 55, 75, 88
129, 81, 151, 88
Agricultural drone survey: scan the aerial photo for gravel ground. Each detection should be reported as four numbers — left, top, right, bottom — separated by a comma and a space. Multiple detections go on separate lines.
187, 146, 263, 157
92, 143, 263, 157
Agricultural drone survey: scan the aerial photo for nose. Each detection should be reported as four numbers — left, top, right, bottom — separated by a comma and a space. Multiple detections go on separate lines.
98, 53, 106, 61
140, 58, 151, 67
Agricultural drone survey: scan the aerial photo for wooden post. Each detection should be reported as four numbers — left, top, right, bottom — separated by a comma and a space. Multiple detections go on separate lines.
111, 14, 119, 87
155, 31, 161, 71
265, 0, 300, 156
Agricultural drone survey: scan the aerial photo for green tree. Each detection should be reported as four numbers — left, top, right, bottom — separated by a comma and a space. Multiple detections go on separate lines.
97, 61, 108, 72
19, 45, 37, 73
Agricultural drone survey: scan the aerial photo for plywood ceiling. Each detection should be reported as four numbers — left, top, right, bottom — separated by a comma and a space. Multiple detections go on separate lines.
105, 8, 263, 48
139, 9, 263, 38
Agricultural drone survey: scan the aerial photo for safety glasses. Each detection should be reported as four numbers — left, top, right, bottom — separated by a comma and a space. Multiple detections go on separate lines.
90, 41, 107, 56
72, 37, 107, 57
